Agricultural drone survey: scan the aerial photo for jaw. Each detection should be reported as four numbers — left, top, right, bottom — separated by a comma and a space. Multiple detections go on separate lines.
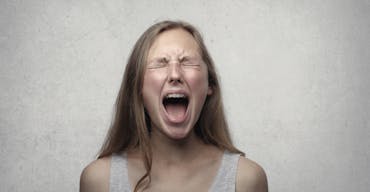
156, 93, 205, 139
148, 87, 209, 140
159, 100, 191, 139
160, 91, 189, 123
157, 95, 207, 140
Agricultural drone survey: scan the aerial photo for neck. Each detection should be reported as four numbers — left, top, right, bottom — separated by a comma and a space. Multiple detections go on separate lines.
149, 129, 205, 164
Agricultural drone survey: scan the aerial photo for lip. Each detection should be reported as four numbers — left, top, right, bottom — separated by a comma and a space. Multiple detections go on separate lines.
162, 89, 189, 100
161, 89, 190, 124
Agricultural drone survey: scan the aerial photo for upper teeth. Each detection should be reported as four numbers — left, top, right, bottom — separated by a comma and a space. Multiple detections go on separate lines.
166, 93, 186, 98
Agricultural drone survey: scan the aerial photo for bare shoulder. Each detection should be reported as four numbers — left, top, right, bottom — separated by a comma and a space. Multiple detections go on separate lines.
236, 156, 268, 192
80, 156, 111, 192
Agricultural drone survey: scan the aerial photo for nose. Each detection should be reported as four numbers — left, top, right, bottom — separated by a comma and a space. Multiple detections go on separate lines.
167, 61, 183, 84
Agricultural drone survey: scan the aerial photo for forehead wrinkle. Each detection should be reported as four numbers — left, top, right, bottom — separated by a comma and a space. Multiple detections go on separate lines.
148, 32, 202, 61
155, 49, 198, 60
176, 49, 201, 59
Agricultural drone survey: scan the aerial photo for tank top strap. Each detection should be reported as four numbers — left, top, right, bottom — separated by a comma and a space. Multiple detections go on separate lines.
110, 153, 131, 192
209, 151, 241, 192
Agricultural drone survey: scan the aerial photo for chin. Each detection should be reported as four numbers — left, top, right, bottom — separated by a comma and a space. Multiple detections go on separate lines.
163, 125, 194, 140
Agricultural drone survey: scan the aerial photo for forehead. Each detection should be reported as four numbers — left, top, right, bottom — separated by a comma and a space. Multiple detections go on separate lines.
148, 28, 200, 58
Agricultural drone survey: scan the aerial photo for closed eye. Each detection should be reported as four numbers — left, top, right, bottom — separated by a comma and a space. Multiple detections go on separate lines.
147, 57, 169, 69
180, 57, 201, 67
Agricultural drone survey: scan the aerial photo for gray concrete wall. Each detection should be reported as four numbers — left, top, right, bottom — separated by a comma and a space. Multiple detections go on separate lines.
1, 0, 369, 191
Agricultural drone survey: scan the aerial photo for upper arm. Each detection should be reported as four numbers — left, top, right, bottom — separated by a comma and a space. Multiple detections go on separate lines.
80, 157, 110, 192
236, 157, 268, 192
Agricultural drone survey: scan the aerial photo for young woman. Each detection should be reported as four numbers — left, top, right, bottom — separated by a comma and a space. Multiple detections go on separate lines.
80, 20, 268, 192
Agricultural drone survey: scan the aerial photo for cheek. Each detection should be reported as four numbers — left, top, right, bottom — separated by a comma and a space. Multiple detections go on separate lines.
186, 70, 209, 94
142, 71, 166, 104
143, 71, 163, 90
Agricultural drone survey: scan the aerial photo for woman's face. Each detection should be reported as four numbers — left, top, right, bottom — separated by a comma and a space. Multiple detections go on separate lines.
142, 28, 212, 140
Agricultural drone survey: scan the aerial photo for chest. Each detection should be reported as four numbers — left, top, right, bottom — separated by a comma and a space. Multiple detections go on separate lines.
129, 160, 220, 192
152, 167, 218, 191
109, 152, 239, 192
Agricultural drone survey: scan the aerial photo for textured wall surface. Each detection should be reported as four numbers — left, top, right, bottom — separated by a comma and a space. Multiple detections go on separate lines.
1, 0, 369, 191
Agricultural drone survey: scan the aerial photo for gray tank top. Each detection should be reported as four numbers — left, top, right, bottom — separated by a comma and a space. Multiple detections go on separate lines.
110, 151, 240, 192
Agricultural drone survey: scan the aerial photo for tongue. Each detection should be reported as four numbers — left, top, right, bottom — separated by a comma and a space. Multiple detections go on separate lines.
165, 103, 187, 122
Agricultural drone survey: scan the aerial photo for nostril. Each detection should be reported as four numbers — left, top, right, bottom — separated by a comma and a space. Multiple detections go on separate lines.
169, 78, 182, 84
168, 72, 183, 83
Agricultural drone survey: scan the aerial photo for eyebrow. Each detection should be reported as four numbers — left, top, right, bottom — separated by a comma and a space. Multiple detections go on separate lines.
148, 56, 168, 63
148, 52, 200, 63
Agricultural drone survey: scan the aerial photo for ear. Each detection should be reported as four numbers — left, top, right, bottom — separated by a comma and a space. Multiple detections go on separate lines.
207, 86, 213, 95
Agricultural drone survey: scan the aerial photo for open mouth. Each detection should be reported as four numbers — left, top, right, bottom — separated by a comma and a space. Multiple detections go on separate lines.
162, 93, 189, 122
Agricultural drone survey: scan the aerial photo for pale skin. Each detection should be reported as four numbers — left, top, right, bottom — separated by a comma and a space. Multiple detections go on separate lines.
80, 29, 268, 192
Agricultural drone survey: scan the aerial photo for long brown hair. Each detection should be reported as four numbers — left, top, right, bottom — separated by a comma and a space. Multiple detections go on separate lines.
98, 20, 244, 191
